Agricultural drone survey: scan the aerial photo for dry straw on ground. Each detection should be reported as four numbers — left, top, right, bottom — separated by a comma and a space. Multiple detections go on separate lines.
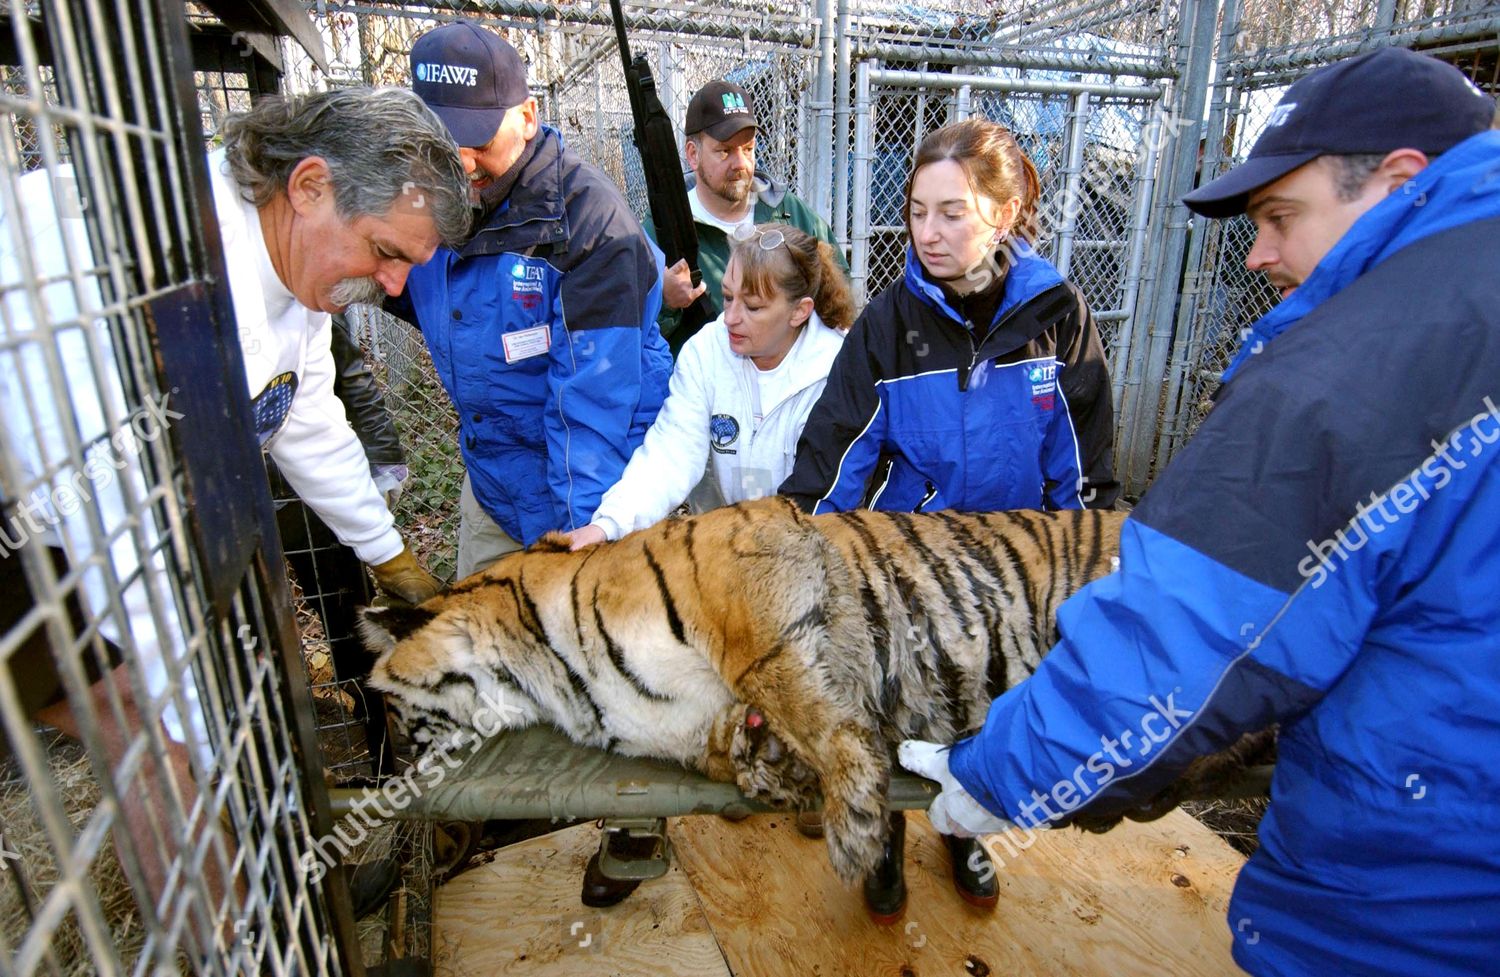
0, 734, 150, 975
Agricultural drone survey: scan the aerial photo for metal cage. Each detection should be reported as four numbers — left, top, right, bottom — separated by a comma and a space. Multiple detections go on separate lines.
0, 2, 362, 974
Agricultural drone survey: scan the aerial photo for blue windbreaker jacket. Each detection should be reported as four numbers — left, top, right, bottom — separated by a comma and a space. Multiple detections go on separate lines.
391, 127, 672, 544
949, 132, 1500, 977
780, 248, 1118, 512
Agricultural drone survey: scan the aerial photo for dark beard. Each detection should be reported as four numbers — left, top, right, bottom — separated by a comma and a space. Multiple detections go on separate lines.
704, 172, 751, 207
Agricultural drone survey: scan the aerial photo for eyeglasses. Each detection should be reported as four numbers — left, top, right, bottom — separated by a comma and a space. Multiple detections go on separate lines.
731, 223, 785, 250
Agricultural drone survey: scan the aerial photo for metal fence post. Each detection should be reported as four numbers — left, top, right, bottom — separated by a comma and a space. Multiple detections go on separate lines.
812, 0, 836, 223
912, 64, 929, 152
1117, 0, 1220, 494
1054, 90, 1092, 279
833, 0, 852, 249
594, 64, 606, 157
1154, 0, 1246, 468
1109, 96, 1166, 410
850, 58, 874, 309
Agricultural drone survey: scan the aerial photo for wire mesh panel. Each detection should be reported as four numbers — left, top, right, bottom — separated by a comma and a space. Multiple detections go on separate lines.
849, 0, 1182, 61
1163, 1, 1500, 463
0, 2, 359, 974
855, 75, 1166, 375
1230, 0, 1500, 81
547, 34, 818, 223
1163, 85, 1283, 446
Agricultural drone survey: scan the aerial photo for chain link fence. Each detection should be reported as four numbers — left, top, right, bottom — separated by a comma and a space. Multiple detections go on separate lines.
1160, 0, 1500, 464
853, 80, 1167, 372
848, 0, 1181, 52
545, 36, 817, 222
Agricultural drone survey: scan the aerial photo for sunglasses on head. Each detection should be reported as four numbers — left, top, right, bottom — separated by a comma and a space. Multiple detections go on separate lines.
731, 223, 785, 251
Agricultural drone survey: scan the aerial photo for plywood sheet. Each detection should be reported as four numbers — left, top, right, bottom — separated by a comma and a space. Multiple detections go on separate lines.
434, 809, 1248, 977
432, 822, 731, 977
672, 809, 1248, 977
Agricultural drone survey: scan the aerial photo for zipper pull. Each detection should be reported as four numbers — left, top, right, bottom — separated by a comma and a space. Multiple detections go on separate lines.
915, 481, 937, 513
958, 325, 979, 392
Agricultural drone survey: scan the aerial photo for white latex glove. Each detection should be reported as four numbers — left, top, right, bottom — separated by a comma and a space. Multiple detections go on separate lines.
898, 739, 1015, 838
372, 463, 409, 508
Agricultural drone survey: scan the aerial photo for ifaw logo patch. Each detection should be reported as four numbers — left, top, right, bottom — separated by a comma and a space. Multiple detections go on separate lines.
414, 62, 479, 86
709, 413, 740, 454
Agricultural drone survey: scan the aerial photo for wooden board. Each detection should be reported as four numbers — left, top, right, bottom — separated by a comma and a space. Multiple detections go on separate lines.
433, 809, 1248, 977
432, 822, 731, 977
672, 809, 1247, 977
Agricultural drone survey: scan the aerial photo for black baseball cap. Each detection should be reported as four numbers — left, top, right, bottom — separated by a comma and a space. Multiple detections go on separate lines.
685, 80, 758, 141
1183, 47, 1495, 218
410, 22, 530, 148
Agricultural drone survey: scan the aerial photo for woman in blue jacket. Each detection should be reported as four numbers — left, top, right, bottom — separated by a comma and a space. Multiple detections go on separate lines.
780, 118, 1118, 922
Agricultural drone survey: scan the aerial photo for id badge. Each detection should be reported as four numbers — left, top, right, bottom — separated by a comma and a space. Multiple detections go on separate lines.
502, 325, 550, 363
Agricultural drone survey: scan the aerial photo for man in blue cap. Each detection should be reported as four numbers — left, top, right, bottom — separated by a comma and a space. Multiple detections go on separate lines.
899, 47, 1499, 976
397, 21, 672, 908
395, 22, 671, 581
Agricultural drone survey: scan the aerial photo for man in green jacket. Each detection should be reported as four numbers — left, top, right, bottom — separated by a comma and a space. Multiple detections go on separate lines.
650, 80, 848, 354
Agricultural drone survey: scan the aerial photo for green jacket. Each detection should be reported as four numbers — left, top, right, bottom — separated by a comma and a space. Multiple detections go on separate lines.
646, 171, 849, 355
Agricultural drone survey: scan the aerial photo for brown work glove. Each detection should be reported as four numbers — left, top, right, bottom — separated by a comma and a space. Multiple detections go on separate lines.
368, 545, 443, 606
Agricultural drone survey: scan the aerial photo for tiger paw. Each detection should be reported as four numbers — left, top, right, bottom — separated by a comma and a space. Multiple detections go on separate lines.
730, 707, 821, 810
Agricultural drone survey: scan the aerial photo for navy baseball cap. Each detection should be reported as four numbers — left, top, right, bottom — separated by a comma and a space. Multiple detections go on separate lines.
410, 22, 530, 148
685, 80, 758, 140
1183, 47, 1495, 218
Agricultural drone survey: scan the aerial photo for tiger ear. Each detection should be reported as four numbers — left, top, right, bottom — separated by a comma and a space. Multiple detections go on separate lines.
358, 604, 437, 653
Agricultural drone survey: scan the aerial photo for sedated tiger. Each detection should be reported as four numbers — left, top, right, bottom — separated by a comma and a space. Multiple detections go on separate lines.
358, 495, 1163, 883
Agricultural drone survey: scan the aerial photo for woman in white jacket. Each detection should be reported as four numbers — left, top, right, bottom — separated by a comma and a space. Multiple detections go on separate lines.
567, 223, 853, 548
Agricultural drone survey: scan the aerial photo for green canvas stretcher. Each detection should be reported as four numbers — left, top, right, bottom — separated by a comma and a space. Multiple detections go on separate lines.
324, 725, 1273, 824
326, 725, 941, 822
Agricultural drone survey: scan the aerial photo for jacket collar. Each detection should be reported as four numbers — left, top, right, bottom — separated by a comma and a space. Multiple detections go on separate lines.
902, 245, 1066, 339
709, 309, 843, 387
460, 126, 570, 258
683, 169, 789, 216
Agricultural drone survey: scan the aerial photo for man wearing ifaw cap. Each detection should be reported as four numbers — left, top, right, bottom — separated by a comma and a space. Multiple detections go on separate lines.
898, 47, 1500, 977
394, 22, 671, 583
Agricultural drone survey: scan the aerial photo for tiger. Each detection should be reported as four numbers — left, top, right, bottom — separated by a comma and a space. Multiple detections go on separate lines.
359, 495, 1257, 884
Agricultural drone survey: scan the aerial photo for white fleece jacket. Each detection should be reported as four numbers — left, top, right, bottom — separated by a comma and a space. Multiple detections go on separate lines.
590, 312, 844, 539
210, 151, 402, 565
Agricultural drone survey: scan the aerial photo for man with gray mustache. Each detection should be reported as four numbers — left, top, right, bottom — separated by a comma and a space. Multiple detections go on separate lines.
216, 86, 471, 603
0, 85, 470, 932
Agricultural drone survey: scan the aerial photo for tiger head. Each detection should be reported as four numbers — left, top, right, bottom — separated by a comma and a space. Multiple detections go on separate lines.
357, 547, 574, 756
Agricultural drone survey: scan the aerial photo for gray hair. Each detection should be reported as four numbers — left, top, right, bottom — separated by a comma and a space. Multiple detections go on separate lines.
220, 87, 471, 246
